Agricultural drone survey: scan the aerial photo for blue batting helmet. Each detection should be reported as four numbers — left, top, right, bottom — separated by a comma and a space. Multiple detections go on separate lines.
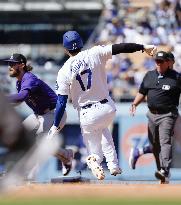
63, 31, 83, 51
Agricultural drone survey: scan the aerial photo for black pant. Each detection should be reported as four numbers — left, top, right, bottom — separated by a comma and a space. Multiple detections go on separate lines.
147, 110, 178, 173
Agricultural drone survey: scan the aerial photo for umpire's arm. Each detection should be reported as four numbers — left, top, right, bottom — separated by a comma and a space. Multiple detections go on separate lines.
130, 73, 148, 115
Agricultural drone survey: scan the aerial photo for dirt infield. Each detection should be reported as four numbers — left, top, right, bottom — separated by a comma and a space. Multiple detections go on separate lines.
4, 183, 181, 200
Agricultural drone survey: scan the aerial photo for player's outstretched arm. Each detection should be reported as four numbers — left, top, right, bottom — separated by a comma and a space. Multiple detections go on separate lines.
7, 90, 29, 104
47, 94, 68, 139
112, 43, 157, 56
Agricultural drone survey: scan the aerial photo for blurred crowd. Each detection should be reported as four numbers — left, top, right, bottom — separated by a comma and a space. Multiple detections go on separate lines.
0, 0, 181, 102
95, 0, 181, 101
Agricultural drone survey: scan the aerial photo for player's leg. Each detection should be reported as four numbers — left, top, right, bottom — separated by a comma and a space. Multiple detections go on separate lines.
102, 128, 121, 176
28, 111, 73, 180
82, 127, 105, 180
22, 114, 40, 133
129, 145, 152, 169
53, 111, 74, 176
79, 98, 118, 180
41, 111, 74, 176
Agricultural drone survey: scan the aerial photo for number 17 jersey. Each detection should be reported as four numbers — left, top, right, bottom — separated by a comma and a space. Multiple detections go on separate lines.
56, 45, 112, 109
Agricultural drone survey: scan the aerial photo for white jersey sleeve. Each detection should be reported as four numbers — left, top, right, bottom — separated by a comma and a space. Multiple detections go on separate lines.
90, 45, 112, 64
55, 68, 70, 96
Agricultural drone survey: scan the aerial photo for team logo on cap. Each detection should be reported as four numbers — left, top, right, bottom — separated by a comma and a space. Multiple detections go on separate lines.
10, 55, 14, 60
158, 53, 163, 57
72, 43, 77, 50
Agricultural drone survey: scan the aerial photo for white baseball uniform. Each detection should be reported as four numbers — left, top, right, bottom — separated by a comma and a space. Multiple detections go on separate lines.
22, 110, 67, 180
56, 45, 119, 170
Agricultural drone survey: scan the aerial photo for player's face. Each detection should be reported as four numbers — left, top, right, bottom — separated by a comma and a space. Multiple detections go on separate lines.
155, 59, 169, 73
8, 62, 20, 77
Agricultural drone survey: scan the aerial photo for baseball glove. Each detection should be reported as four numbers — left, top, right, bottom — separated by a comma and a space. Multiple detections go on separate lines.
144, 45, 157, 57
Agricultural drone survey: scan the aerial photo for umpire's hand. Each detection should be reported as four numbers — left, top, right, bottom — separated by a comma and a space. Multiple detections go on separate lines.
130, 104, 136, 116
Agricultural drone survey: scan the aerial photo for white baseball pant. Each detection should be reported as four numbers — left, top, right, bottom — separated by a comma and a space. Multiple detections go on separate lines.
23, 110, 67, 135
79, 98, 119, 170
22, 110, 67, 180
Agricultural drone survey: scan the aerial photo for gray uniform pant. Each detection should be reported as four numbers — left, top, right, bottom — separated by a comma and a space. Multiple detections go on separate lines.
147, 110, 178, 173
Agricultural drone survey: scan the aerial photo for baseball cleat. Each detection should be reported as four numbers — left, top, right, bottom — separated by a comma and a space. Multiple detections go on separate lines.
86, 156, 105, 180
61, 149, 74, 176
110, 167, 122, 176
129, 147, 140, 169
155, 169, 170, 184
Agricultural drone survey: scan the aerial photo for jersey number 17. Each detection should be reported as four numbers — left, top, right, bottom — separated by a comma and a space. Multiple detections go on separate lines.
76, 68, 92, 91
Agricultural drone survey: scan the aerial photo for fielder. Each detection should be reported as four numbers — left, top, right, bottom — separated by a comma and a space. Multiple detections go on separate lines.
129, 52, 181, 170
48, 30, 157, 180
3, 53, 73, 179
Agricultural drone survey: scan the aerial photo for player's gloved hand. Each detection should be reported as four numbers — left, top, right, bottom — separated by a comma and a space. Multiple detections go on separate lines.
47, 125, 60, 140
144, 45, 157, 57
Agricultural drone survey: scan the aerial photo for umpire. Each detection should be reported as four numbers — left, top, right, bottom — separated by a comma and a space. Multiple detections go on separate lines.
130, 51, 181, 183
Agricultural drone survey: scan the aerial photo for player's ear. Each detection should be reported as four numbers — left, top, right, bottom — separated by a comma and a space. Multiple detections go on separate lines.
19, 63, 26, 69
64, 49, 71, 56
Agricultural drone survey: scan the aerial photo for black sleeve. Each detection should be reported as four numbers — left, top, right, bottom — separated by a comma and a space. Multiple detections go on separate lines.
112, 43, 144, 55
139, 73, 149, 96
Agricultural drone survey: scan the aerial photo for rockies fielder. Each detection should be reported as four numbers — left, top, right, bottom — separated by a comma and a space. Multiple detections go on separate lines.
3, 53, 73, 179
48, 30, 156, 180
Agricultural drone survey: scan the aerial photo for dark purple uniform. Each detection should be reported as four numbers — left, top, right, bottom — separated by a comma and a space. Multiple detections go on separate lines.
11, 72, 57, 115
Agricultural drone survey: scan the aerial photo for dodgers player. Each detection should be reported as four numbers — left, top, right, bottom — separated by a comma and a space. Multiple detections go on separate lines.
48, 30, 156, 180
3, 53, 73, 178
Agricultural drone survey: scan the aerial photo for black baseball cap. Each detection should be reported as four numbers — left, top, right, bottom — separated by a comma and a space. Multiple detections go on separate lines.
3, 53, 27, 65
167, 52, 175, 61
155, 51, 169, 61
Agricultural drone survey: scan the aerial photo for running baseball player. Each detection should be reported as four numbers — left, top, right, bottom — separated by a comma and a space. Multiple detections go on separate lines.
48, 30, 157, 180
129, 52, 181, 170
3, 53, 73, 180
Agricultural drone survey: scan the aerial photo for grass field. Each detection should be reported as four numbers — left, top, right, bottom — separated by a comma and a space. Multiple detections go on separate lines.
0, 198, 181, 205
0, 183, 181, 205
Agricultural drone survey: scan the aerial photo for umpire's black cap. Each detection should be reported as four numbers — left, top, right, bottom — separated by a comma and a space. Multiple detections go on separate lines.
3, 53, 27, 65
155, 51, 169, 61
167, 52, 175, 62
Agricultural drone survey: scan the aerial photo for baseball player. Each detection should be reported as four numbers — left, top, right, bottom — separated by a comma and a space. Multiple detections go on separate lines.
48, 30, 157, 180
0, 92, 62, 189
3, 53, 73, 179
129, 52, 181, 170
